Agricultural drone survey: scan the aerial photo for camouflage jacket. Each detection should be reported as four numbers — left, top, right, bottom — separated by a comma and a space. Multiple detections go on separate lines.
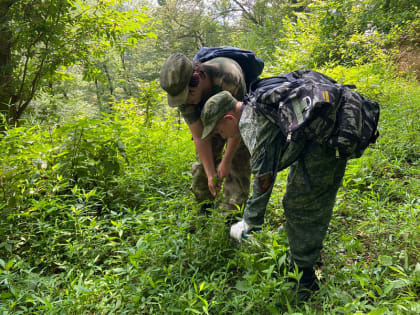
239, 104, 306, 225
179, 57, 246, 125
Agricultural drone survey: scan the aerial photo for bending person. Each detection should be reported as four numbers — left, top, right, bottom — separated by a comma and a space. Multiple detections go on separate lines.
200, 91, 349, 301
160, 52, 251, 216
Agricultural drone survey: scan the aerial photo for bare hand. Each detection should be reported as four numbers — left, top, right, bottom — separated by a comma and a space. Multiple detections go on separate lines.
208, 176, 222, 197
217, 159, 232, 179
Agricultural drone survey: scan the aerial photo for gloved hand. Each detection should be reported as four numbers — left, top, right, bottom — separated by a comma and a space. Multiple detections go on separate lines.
230, 220, 261, 242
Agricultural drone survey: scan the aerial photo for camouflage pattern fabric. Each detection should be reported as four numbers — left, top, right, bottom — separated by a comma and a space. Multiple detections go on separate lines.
239, 104, 347, 269
239, 104, 306, 225
283, 142, 347, 268
204, 57, 246, 101
247, 69, 379, 159
193, 46, 264, 89
192, 134, 250, 210
327, 85, 380, 158
179, 57, 246, 125
180, 57, 250, 210
247, 73, 341, 144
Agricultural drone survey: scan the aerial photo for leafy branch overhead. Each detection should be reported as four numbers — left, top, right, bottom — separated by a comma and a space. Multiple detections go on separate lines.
0, 0, 156, 127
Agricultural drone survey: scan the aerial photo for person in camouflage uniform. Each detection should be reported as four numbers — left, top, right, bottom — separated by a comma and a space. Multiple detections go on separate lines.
159, 53, 251, 213
200, 90, 348, 301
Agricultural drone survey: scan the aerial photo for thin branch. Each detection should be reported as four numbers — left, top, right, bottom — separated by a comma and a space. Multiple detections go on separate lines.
231, 0, 260, 25
15, 45, 47, 120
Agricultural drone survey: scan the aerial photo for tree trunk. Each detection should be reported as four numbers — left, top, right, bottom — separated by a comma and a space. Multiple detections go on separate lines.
103, 64, 114, 96
95, 78, 102, 107
120, 53, 132, 97
0, 1, 15, 129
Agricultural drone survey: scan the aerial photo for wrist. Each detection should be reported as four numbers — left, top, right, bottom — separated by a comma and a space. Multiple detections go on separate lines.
207, 172, 217, 179
220, 157, 232, 165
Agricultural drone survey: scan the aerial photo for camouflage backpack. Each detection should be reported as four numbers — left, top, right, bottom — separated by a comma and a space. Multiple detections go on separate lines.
245, 69, 380, 159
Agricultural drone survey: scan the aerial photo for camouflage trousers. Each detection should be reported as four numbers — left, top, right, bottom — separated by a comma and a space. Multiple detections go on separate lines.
191, 134, 251, 211
283, 142, 347, 269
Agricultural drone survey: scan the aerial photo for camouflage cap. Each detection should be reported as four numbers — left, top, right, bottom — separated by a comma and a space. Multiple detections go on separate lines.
159, 53, 193, 107
201, 91, 238, 139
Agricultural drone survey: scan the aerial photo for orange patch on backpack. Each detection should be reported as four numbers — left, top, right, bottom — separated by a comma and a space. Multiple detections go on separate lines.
257, 174, 272, 193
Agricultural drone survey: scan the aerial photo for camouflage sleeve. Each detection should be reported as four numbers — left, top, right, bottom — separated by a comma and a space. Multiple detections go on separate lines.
178, 103, 200, 125
242, 134, 280, 226
240, 111, 305, 224
238, 107, 281, 225
242, 135, 307, 226
203, 57, 246, 101
243, 172, 276, 226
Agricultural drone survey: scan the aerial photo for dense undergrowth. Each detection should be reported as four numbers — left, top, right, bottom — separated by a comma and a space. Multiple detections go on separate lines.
0, 68, 419, 314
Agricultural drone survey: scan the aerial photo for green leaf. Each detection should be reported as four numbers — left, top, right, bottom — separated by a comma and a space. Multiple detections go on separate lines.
379, 255, 392, 266
367, 307, 388, 315
235, 280, 250, 292
75, 285, 91, 293
168, 308, 182, 313
184, 308, 201, 314
263, 264, 275, 279
388, 265, 407, 276
5, 259, 14, 271
278, 254, 287, 267
414, 263, 420, 278
199, 281, 206, 292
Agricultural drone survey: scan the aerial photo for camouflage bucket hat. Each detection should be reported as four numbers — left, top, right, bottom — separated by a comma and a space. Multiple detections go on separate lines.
201, 91, 238, 139
159, 53, 193, 107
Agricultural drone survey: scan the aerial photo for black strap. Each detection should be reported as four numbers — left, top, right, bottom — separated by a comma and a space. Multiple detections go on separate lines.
343, 84, 357, 89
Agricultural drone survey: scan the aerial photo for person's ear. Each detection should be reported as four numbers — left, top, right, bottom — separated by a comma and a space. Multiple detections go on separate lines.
224, 114, 235, 121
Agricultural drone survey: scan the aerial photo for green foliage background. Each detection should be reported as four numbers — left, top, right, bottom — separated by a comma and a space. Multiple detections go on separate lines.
0, 0, 419, 314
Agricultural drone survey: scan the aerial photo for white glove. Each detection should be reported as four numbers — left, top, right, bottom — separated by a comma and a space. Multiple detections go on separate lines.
230, 220, 254, 242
